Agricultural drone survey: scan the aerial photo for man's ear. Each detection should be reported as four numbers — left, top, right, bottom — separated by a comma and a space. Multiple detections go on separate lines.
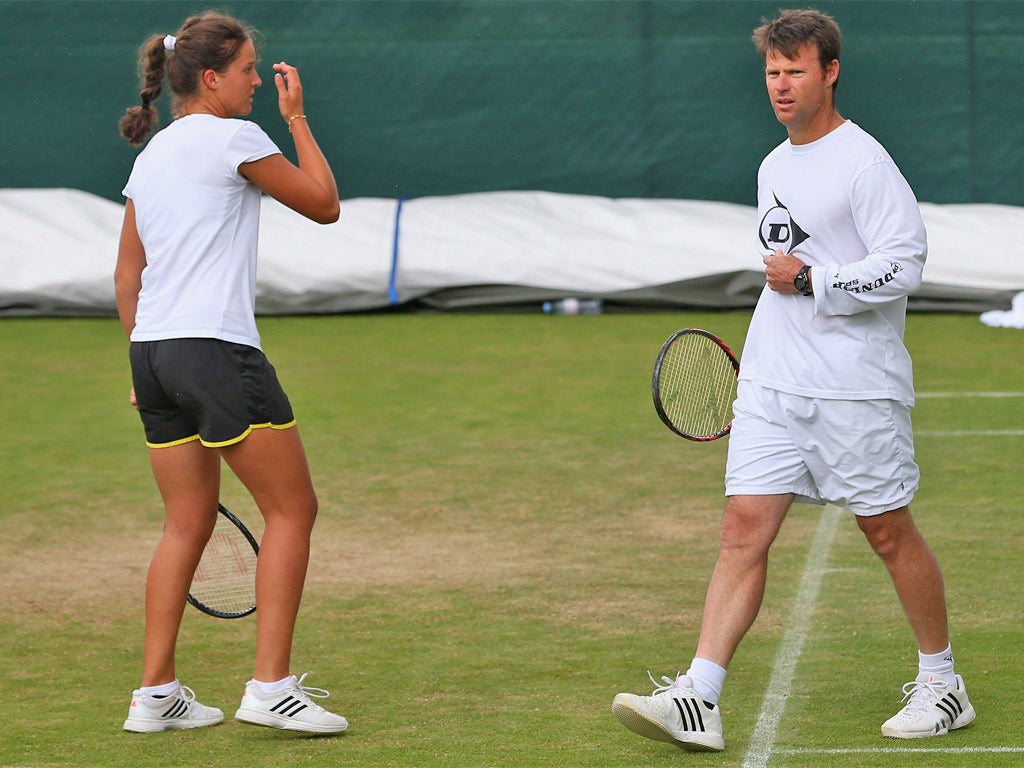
826, 58, 840, 87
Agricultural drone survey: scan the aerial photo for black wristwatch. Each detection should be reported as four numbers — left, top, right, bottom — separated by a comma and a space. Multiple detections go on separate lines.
793, 265, 813, 296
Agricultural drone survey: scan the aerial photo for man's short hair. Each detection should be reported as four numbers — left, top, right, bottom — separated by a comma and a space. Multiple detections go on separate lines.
753, 8, 842, 89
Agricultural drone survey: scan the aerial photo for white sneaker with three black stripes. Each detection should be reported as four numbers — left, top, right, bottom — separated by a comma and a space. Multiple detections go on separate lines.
123, 682, 224, 732
881, 674, 976, 739
612, 673, 725, 752
234, 673, 349, 734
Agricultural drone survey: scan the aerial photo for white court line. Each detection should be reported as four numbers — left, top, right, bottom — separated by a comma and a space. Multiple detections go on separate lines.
741, 505, 843, 768
918, 430, 1024, 436
916, 392, 1023, 435
777, 747, 1024, 755
917, 391, 1024, 398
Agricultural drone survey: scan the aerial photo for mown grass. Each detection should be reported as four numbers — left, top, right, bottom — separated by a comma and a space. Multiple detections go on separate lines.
0, 312, 1020, 768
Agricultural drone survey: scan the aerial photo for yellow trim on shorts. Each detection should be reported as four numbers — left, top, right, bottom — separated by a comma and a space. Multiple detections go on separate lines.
146, 434, 202, 450
199, 419, 298, 448
146, 420, 297, 450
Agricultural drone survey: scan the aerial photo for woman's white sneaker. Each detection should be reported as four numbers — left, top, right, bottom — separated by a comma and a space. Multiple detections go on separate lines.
123, 682, 224, 732
234, 673, 349, 734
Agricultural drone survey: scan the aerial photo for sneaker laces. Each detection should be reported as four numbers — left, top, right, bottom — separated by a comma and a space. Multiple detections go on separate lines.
647, 671, 688, 695
896, 677, 949, 716
291, 673, 332, 706
177, 684, 198, 704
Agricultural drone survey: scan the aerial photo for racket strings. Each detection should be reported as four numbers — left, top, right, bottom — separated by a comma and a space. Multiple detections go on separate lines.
189, 519, 258, 615
658, 334, 738, 438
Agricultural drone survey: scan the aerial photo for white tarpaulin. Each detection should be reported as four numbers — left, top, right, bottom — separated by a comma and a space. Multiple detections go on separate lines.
2, 188, 1022, 317
980, 291, 1024, 328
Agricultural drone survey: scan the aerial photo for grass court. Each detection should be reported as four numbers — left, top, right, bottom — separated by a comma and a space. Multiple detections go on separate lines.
0, 311, 1020, 767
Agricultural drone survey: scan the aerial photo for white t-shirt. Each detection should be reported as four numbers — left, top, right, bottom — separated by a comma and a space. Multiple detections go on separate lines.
743, 120, 927, 406
123, 114, 280, 349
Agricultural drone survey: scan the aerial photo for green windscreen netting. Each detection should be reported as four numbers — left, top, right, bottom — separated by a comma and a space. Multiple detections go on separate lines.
2, 0, 1022, 205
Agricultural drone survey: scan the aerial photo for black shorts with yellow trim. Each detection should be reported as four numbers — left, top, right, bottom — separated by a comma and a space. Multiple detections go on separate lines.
129, 338, 296, 449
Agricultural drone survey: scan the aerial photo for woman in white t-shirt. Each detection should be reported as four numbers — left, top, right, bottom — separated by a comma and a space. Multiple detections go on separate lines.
115, 12, 347, 735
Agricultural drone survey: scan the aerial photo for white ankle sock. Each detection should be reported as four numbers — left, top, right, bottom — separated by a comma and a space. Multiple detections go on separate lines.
253, 675, 295, 694
686, 657, 727, 706
919, 644, 956, 686
139, 679, 179, 698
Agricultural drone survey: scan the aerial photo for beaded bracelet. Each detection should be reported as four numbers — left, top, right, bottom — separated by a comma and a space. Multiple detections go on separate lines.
287, 114, 307, 133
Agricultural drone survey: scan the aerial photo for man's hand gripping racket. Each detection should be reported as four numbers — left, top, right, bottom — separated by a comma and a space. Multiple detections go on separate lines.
652, 329, 740, 441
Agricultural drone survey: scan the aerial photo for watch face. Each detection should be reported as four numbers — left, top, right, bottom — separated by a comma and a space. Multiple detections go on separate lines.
794, 267, 809, 293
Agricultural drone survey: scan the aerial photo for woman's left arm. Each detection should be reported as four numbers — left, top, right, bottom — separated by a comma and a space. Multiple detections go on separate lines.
241, 61, 340, 224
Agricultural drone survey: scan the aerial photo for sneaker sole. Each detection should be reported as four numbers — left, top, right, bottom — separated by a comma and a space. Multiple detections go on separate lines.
881, 703, 977, 740
235, 708, 348, 734
612, 700, 725, 752
123, 715, 224, 733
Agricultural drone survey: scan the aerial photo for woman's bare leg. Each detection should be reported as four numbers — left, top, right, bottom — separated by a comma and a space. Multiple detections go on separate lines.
142, 440, 221, 686
220, 426, 318, 682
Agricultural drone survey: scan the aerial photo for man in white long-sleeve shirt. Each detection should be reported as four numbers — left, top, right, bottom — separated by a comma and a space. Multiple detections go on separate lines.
613, 9, 975, 752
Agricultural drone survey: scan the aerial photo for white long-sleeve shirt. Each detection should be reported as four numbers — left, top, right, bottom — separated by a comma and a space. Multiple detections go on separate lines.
741, 120, 926, 406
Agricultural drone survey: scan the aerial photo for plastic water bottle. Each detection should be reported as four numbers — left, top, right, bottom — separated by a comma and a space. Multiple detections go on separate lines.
542, 298, 603, 315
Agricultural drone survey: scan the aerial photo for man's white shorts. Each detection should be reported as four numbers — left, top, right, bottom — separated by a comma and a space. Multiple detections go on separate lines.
725, 381, 919, 516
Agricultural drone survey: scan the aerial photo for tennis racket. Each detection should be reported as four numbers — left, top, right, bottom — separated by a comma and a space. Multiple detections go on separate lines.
187, 503, 259, 619
652, 328, 740, 441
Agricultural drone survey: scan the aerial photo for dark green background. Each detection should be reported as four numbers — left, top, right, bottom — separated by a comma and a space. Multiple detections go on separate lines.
2, 0, 1021, 205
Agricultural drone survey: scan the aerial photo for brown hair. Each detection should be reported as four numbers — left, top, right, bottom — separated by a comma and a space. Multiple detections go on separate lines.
118, 12, 258, 146
752, 9, 842, 92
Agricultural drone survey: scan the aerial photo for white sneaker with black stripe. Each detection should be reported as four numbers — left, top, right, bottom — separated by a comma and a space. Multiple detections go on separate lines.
123, 682, 224, 732
234, 673, 348, 734
612, 673, 725, 752
881, 674, 975, 739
